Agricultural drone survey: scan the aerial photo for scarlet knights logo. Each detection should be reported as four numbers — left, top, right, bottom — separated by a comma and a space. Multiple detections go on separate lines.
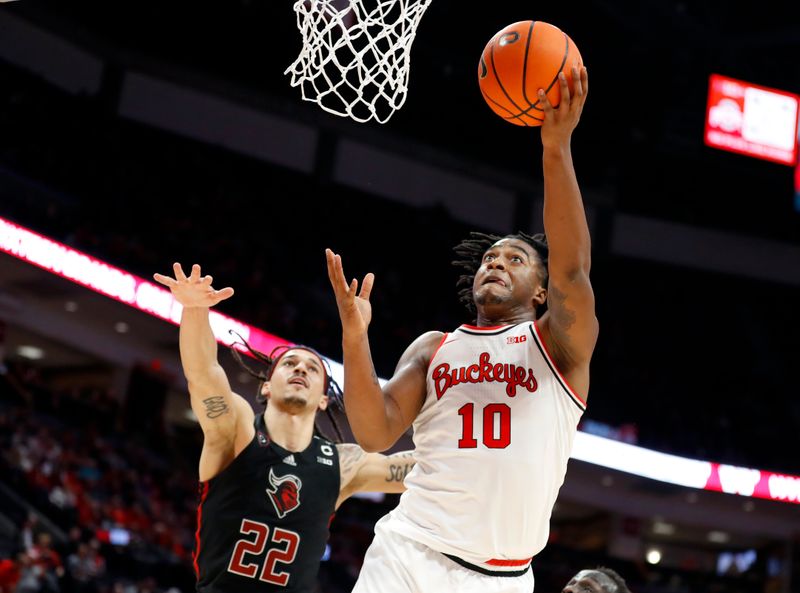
266, 468, 302, 518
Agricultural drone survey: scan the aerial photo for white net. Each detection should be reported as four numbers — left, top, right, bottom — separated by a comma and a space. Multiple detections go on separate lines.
285, 0, 434, 124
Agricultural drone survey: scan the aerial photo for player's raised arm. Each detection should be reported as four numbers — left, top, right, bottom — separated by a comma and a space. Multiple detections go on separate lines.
326, 249, 437, 452
154, 264, 253, 477
537, 67, 599, 396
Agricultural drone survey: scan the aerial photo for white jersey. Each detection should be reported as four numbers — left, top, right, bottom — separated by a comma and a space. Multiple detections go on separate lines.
383, 321, 586, 571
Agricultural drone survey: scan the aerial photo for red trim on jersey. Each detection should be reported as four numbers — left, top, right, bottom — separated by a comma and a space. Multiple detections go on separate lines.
486, 556, 533, 567
193, 482, 210, 578
427, 333, 449, 369
461, 324, 510, 331
531, 322, 588, 408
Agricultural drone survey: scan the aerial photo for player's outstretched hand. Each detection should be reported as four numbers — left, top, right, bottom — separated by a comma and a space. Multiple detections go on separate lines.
325, 249, 374, 340
153, 263, 234, 308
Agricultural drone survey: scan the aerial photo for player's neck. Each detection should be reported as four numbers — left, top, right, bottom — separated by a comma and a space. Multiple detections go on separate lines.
263, 408, 316, 452
475, 306, 537, 327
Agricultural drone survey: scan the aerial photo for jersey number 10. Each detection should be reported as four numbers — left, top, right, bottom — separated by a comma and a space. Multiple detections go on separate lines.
227, 519, 300, 585
457, 403, 511, 448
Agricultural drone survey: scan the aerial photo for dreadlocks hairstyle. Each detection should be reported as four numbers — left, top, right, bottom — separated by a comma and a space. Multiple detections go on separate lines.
228, 331, 344, 443
594, 567, 631, 593
452, 231, 549, 317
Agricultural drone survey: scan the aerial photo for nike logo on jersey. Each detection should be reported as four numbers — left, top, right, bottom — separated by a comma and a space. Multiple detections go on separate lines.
431, 351, 539, 399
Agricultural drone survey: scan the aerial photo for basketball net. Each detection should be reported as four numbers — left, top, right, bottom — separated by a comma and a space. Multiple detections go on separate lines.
285, 0, 434, 124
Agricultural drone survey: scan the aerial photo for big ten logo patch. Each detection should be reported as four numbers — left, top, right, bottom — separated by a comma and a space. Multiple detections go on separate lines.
317, 443, 334, 466
507, 334, 527, 345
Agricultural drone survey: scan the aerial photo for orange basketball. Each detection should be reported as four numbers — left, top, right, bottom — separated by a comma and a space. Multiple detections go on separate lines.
478, 21, 583, 126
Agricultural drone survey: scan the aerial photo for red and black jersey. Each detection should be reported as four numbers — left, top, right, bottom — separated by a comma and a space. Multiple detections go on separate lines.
194, 415, 340, 592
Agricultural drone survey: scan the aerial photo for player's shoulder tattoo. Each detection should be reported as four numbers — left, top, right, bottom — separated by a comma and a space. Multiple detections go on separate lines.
336, 443, 367, 480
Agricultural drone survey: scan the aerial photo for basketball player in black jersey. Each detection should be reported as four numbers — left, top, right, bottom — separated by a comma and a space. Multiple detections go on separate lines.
154, 263, 415, 593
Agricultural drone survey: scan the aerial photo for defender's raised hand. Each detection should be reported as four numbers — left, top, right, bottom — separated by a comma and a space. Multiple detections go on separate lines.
325, 249, 374, 339
153, 263, 234, 308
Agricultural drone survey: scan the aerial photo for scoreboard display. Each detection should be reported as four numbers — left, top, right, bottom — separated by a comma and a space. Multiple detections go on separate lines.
705, 73, 799, 166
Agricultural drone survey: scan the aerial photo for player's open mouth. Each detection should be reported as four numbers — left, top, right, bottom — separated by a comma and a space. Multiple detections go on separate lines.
289, 377, 309, 388
483, 277, 507, 287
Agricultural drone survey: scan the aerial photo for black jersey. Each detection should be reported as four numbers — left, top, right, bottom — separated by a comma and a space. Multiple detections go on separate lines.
194, 415, 340, 593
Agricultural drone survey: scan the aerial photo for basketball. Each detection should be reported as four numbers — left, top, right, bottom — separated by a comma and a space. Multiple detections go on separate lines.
478, 21, 583, 126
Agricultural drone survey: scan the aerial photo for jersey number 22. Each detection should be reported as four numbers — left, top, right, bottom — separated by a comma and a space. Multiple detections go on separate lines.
227, 519, 300, 585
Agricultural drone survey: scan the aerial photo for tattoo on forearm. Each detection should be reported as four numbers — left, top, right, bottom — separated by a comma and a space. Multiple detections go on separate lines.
203, 396, 229, 419
386, 452, 415, 483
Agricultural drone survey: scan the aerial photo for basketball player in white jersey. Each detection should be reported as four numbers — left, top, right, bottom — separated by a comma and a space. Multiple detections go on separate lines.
326, 66, 595, 593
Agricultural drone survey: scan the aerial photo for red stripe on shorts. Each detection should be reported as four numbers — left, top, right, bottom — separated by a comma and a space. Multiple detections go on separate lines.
485, 556, 533, 567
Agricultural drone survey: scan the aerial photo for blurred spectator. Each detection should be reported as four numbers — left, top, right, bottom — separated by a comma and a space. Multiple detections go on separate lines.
14, 550, 52, 593
27, 533, 64, 591
67, 543, 105, 593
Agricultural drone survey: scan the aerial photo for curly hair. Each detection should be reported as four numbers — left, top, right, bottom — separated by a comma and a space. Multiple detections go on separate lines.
594, 567, 631, 593
452, 231, 549, 317
228, 332, 344, 443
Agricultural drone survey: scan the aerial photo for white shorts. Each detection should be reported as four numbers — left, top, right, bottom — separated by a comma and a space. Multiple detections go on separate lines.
351, 519, 535, 593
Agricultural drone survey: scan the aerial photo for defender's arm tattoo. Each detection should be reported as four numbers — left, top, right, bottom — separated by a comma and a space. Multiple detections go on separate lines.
202, 396, 230, 419
338, 444, 367, 485
385, 451, 415, 483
